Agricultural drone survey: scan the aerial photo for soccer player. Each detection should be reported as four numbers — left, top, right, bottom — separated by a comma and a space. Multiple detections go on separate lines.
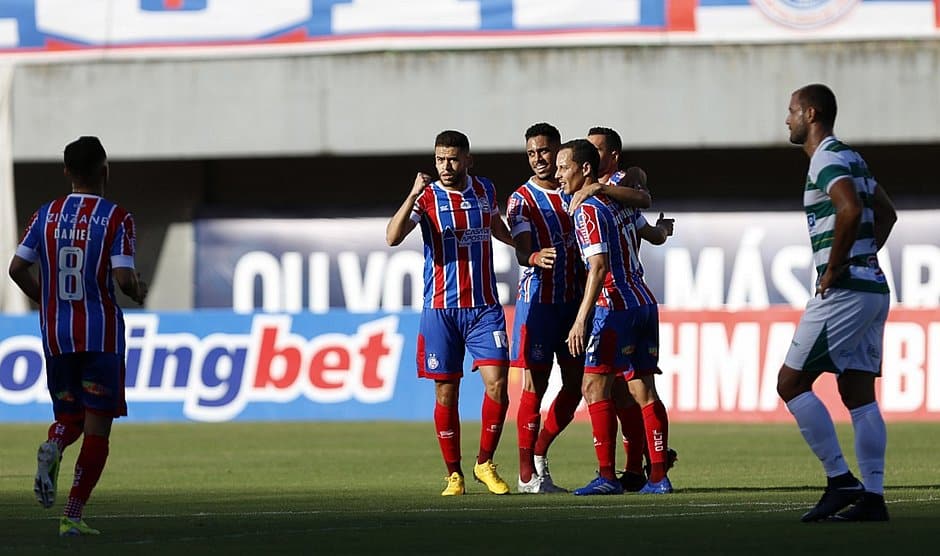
570, 127, 676, 493
8, 136, 147, 536
386, 130, 514, 496
556, 139, 656, 495
778, 84, 896, 522
507, 123, 585, 494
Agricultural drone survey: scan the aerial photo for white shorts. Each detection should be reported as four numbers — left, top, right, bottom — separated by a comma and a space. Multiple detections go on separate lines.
784, 288, 889, 375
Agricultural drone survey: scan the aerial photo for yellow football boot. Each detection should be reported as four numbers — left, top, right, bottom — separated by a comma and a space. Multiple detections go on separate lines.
473, 460, 510, 495
441, 472, 465, 496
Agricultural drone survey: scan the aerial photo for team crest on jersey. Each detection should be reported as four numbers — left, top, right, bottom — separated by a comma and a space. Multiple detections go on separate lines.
807, 213, 817, 230
427, 353, 440, 370
752, 0, 859, 30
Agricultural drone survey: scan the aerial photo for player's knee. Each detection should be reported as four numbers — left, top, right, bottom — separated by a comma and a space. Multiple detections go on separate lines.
776, 368, 809, 402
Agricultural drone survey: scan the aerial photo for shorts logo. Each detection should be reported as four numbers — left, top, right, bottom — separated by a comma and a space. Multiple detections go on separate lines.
531, 344, 544, 360
752, 0, 860, 30
427, 353, 440, 370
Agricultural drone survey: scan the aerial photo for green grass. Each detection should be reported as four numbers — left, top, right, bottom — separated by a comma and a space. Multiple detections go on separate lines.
1, 421, 938, 555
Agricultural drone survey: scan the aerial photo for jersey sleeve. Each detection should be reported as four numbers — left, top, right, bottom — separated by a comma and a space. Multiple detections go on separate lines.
15, 210, 42, 263
506, 190, 531, 237
574, 204, 607, 259
110, 211, 137, 269
484, 178, 499, 216
410, 188, 431, 223
810, 150, 852, 195
636, 212, 648, 229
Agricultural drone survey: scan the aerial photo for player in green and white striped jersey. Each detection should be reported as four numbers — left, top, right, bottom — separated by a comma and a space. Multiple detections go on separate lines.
777, 84, 898, 523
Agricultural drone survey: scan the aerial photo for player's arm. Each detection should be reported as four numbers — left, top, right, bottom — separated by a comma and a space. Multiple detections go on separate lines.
567, 252, 606, 356
638, 212, 675, 245
568, 167, 652, 214
870, 184, 897, 250
490, 212, 516, 247
7, 255, 40, 304
817, 178, 862, 297
113, 267, 148, 306
386, 172, 430, 246
513, 230, 555, 268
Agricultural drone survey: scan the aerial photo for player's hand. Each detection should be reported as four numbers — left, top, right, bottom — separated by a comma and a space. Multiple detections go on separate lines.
655, 212, 675, 236
134, 274, 149, 306
411, 172, 432, 197
566, 319, 587, 356
532, 247, 556, 269
567, 182, 603, 215
815, 263, 846, 298
623, 166, 648, 190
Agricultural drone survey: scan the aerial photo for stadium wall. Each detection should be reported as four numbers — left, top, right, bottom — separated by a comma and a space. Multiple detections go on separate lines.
9, 39, 940, 161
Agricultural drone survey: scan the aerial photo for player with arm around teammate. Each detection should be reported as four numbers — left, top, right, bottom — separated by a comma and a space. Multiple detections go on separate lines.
386, 130, 514, 496
777, 84, 897, 522
8, 136, 147, 536
569, 127, 676, 493
557, 139, 657, 495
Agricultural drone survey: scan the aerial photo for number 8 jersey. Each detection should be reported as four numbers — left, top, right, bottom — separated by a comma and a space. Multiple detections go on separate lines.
16, 193, 137, 356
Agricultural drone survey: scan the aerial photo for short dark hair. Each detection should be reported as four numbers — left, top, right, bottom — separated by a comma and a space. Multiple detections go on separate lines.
587, 126, 622, 153
525, 122, 561, 144
64, 136, 107, 184
798, 84, 837, 128
434, 130, 470, 152
560, 139, 600, 179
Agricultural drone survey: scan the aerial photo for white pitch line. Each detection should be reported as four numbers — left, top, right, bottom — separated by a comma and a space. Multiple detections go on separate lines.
7, 495, 938, 523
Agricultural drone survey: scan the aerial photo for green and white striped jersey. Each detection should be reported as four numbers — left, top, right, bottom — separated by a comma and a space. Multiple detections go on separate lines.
804, 136, 889, 294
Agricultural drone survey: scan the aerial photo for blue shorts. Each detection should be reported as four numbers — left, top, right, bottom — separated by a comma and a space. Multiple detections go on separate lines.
46, 352, 127, 418
584, 305, 659, 376
417, 305, 510, 380
510, 300, 580, 372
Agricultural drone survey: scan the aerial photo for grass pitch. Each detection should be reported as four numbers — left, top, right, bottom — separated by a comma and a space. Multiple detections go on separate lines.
1, 421, 938, 555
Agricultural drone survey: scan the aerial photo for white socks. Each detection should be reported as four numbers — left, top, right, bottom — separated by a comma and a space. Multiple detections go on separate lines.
850, 401, 887, 495
786, 391, 850, 478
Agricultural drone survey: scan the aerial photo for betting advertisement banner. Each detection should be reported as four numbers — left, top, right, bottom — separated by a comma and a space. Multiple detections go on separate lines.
193, 212, 940, 313
1, 307, 938, 423
2, 210, 939, 423
0, 0, 937, 58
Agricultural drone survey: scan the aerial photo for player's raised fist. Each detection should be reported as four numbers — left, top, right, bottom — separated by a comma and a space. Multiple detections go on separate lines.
411, 172, 432, 196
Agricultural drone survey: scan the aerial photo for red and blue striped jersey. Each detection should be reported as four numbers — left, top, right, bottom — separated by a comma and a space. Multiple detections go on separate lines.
410, 176, 501, 309
16, 194, 136, 356
506, 180, 584, 304
607, 169, 649, 256
573, 194, 656, 309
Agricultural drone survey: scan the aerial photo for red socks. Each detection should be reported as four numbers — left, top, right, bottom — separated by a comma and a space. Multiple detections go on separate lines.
617, 403, 646, 475
516, 390, 540, 482
478, 394, 507, 464
65, 434, 109, 519
588, 400, 617, 480
642, 400, 670, 482
434, 402, 462, 475
47, 420, 83, 453
534, 388, 581, 456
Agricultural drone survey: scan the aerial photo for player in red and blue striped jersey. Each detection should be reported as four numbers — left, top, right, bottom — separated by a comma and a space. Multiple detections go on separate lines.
386, 130, 515, 496
557, 139, 663, 495
8, 137, 147, 536
506, 123, 584, 494
582, 127, 677, 493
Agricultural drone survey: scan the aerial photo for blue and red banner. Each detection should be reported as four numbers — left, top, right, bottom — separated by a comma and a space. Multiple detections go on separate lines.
0, 1, 936, 57
2, 307, 939, 423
